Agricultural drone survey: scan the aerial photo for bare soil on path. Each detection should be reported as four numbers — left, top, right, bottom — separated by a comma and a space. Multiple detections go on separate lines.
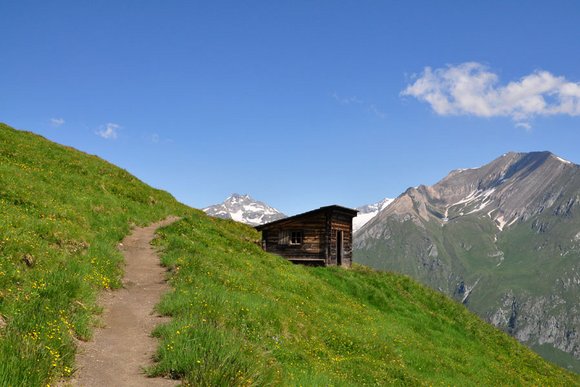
69, 217, 179, 386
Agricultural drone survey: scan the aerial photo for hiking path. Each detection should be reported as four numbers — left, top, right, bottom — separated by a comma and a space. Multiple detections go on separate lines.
69, 217, 179, 386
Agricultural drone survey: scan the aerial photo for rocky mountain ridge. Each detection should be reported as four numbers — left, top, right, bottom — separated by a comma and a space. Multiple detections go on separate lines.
354, 151, 580, 372
371, 152, 578, 231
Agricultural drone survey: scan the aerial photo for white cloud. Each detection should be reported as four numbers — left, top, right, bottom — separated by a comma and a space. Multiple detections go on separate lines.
515, 122, 532, 130
368, 104, 386, 119
331, 92, 363, 105
144, 133, 173, 144
96, 123, 120, 140
50, 118, 65, 127
332, 92, 386, 119
402, 62, 580, 127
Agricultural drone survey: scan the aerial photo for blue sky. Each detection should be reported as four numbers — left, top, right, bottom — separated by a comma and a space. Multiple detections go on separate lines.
2, 1, 580, 215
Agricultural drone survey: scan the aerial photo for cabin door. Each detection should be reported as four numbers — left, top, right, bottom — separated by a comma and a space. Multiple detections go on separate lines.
336, 230, 343, 266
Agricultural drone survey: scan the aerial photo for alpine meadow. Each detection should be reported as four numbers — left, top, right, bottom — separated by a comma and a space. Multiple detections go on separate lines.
1, 123, 579, 385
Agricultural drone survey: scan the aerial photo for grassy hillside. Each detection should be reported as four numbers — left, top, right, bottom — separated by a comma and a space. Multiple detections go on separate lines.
1, 122, 578, 386
150, 214, 580, 385
0, 123, 188, 385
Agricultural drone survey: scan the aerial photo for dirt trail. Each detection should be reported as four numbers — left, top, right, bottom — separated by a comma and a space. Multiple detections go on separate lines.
70, 217, 179, 386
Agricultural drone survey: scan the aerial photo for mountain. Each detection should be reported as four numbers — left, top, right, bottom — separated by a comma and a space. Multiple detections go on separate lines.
203, 193, 286, 225
354, 151, 580, 372
353, 197, 394, 233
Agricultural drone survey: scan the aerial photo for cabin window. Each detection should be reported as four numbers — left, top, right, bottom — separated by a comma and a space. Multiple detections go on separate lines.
278, 231, 290, 245
278, 230, 303, 245
290, 231, 303, 245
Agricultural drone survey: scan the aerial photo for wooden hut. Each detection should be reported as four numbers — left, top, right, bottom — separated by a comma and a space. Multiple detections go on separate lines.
255, 205, 358, 267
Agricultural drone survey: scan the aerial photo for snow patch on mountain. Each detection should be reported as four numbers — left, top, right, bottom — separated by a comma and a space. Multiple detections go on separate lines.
554, 155, 572, 164
203, 193, 286, 226
353, 198, 394, 233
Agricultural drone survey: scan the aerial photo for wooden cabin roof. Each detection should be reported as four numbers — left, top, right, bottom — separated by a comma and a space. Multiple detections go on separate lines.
255, 205, 358, 231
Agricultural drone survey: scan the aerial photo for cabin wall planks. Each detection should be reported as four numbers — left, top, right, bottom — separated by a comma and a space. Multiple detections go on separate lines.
255, 205, 358, 267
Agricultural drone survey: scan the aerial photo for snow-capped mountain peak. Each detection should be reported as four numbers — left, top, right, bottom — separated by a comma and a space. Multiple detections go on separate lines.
353, 197, 394, 233
203, 193, 286, 226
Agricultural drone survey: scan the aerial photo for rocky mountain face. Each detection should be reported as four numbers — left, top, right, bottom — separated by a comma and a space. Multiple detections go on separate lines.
353, 198, 394, 233
354, 151, 580, 372
203, 193, 286, 226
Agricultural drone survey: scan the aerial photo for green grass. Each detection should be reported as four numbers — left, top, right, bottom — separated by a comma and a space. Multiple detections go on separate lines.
0, 123, 188, 385
151, 214, 580, 385
1, 122, 578, 386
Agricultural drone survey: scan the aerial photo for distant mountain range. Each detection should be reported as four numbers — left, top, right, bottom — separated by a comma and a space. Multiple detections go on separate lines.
203, 193, 286, 226
354, 151, 580, 372
204, 193, 394, 230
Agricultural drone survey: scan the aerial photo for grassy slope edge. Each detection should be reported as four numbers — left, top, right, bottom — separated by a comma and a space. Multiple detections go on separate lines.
0, 123, 188, 385
151, 214, 580, 386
